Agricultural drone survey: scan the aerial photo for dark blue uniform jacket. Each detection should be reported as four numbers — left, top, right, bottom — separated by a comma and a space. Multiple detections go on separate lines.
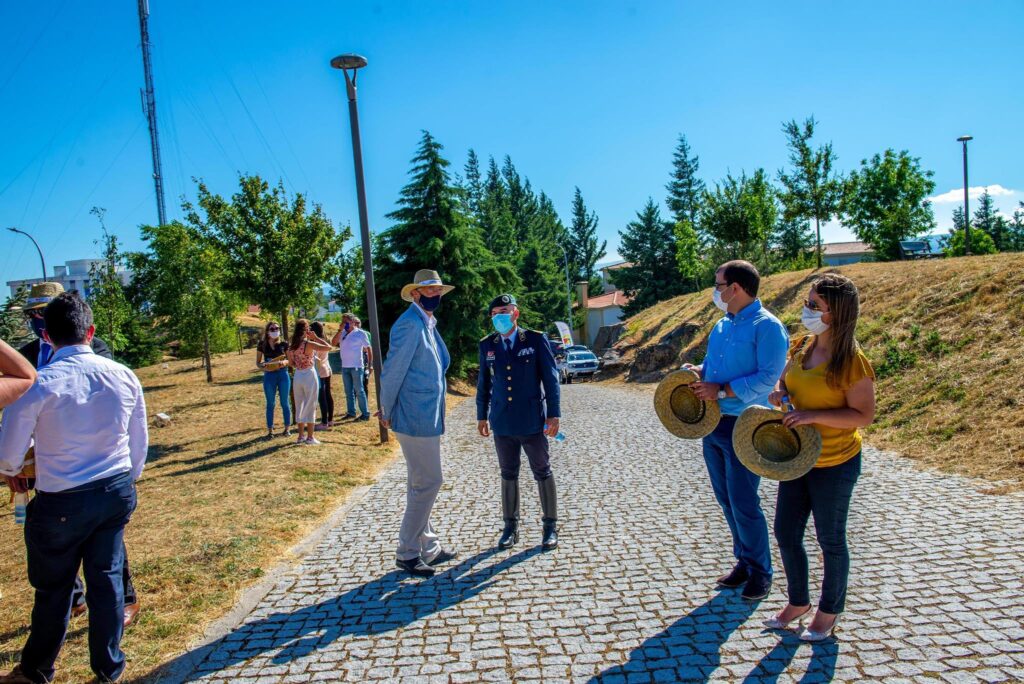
476, 328, 561, 436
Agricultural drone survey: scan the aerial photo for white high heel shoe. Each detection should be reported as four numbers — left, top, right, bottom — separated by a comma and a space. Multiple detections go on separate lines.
763, 605, 811, 630
800, 614, 840, 641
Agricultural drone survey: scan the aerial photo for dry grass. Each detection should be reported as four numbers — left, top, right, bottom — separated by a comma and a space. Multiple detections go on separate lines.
0, 342, 465, 682
611, 253, 1024, 489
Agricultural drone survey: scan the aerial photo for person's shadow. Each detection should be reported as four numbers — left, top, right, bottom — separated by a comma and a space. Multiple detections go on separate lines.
742, 632, 839, 683
589, 590, 756, 683
152, 546, 542, 682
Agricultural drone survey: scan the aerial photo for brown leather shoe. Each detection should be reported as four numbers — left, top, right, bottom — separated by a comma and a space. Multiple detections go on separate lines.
123, 601, 141, 629
71, 602, 88, 618
0, 665, 35, 683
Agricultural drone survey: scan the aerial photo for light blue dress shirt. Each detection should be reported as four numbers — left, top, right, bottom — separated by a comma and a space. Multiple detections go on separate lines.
701, 300, 789, 416
0, 344, 149, 492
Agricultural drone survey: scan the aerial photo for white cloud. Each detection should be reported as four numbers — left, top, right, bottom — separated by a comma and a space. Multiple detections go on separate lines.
929, 184, 1017, 204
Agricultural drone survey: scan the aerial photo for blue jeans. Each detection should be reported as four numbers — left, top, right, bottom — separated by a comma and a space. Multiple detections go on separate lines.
702, 415, 772, 579
21, 471, 136, 683
341, 367, 368, 417
262, 368, 291, 429
775, 452, 861, 614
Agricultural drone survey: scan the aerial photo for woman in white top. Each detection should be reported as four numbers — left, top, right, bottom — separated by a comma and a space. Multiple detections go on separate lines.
331, 313, 373, 420
286, 319, 331, 445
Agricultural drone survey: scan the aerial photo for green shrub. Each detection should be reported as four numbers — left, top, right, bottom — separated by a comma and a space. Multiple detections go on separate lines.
876, 340, 918, 378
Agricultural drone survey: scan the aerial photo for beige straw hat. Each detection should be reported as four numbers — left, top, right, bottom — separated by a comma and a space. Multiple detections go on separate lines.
732, 405, 823, 481
654, 369, 722, 439
400, 269, 456, 303
23, 282, 65, 310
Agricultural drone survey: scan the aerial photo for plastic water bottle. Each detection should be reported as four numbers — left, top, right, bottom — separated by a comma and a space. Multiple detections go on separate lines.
553, 432, 566, 443
13, 493, 27, 525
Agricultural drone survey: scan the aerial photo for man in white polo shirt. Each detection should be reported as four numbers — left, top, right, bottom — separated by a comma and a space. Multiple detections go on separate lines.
1, 292, 148, 684
333, 313, 373, 421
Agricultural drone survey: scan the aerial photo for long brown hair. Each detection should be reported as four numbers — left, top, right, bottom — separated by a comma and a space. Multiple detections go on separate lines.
262, 320, 281, 351
813, 273, 860, 390
290, 318, 310, 350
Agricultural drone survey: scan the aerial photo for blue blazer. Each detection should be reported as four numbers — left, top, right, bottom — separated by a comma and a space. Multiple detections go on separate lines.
379, 304, 451, 437
476, 328, 561, 436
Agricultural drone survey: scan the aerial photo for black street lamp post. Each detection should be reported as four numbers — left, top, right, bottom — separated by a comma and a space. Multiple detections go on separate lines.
331, 53, 388, 444
8, 227, 47, 280
957, 135, 973, 256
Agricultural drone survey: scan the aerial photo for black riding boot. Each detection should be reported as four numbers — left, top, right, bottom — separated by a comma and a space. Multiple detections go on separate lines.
498, 478, 519, 549
538, 476, 558, 550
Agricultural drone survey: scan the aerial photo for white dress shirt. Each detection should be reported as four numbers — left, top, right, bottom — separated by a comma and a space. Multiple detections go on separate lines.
340, 328, 371, 368
0, 344, 149, 493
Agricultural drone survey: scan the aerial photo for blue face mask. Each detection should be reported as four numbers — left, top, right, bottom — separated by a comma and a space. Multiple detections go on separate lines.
491, 313, 514, 335
418, 294, 442, 312
29, 317, 46, 339
343, 322, 351, 332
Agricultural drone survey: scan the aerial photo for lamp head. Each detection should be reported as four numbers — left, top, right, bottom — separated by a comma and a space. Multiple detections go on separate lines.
957, 135, 973, 142
330, 54, 368, 70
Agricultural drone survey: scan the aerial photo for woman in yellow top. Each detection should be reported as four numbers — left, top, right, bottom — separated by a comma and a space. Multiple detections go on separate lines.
764, 273, 876, 641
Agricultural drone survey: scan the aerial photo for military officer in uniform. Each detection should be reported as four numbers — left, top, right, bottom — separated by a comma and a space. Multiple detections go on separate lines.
476, 294, 561, 550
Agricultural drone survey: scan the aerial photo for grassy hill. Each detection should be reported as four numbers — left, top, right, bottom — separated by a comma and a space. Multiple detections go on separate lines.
608, 253, 1024, 490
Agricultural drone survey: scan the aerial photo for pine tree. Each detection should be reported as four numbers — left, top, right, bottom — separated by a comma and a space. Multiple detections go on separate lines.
665, 134, 705, 227
565, 187, 606, 294
463, 149, 484, 218
672, 219, 704, 293
973, 189, 1008, 251
376, 131, 518, 374
1010, 202, 1024, 251
615, 199, 682, 315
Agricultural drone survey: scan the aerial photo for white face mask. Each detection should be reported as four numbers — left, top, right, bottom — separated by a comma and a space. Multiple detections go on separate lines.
801, 306, 830, 335
268, 331, 281, 339
713, 287, 729, 313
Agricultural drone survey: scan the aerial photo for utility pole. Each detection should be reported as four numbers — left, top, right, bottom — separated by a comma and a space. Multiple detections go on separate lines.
957, 136, 973, 256
137, 0, 167, 226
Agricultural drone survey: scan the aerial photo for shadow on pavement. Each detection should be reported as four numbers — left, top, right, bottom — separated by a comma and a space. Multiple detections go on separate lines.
742, 634, 839, 683
590, 590, 756, 683
151, 546, 542, 682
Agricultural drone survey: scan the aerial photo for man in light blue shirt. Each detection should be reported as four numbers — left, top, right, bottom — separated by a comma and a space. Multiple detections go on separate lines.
685, 260, 789, 602
1, 292, 147, 684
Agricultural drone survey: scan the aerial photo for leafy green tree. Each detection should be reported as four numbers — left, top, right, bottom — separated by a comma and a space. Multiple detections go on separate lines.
778, 116, 843, 267
672, 219, 705, 292
135, 221, 243, 382
86, 208, 131, 354
774, 216, 816, 266
615, 199, 682, 315
699, 169, 778, 262
327, 242, 366, 317
375, 131, 518, 374
841, 149, 936, 261
944, 226, 997, 257
666, 134, 705, 227
189, 175, 347, 334
0, 286, 30, 347
565, 187, 606, 294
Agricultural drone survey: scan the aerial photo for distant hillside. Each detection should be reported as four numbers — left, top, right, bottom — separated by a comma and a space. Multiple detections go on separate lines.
607, 253, 1024, 489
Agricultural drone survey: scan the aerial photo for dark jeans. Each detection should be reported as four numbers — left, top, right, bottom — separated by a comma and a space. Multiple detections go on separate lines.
21, 471, 136, 683
702, 415, 772, 579
317, 375, 335, 424
71, 543, 136, 608
774, 452, 861, 614
494, 433, 553, 481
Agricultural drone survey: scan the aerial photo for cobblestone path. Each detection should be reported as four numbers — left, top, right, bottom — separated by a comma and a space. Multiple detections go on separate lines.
179, 384, 1024, 683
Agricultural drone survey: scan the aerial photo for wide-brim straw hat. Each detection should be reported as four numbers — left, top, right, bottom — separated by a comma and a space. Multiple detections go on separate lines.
733, 405, 823, 481
23, 281, 65, 310
654, 369, 721, 439
400, 269, 456, 303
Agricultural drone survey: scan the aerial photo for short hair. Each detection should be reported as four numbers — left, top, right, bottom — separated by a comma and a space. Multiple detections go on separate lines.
43, 291, 93, 346
310, 321, 325, 337
719, 260, 761, 298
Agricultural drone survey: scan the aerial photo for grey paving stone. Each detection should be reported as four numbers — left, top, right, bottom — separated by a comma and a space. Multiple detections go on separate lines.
177, 384, 1024, 683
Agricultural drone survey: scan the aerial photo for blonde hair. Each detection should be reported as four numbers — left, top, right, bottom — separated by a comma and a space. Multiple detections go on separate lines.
813, 273, 861, 390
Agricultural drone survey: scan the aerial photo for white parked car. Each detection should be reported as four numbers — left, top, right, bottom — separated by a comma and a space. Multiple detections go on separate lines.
560, 350, 599, 383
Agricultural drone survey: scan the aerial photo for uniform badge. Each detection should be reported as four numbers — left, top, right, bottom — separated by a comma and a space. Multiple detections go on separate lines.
517, 347, 535, 357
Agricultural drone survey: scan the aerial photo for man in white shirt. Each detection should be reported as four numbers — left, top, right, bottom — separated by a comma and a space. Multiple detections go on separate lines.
1, 292, 148, 684
334, 313, 373, 421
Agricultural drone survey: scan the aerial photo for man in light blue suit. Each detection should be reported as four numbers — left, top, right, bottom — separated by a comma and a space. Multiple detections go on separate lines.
378, 269, 459, 577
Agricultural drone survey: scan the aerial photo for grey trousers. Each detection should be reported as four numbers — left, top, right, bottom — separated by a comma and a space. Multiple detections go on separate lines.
394, 432, 444, 562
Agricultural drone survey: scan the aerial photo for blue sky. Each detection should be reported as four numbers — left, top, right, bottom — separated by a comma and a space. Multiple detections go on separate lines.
1, 0, 1022, 285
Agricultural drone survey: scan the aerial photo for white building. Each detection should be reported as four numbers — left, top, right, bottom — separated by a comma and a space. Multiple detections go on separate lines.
7, 259, 131, 299
574, 281, 632, 349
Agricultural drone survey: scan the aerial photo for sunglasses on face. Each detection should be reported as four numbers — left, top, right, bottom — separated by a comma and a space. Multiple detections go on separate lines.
805, 299, 829, 313
268, 327, 280, 332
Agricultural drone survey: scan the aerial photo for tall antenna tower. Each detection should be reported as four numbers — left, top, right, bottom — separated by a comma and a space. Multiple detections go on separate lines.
137, 0, 167, 226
